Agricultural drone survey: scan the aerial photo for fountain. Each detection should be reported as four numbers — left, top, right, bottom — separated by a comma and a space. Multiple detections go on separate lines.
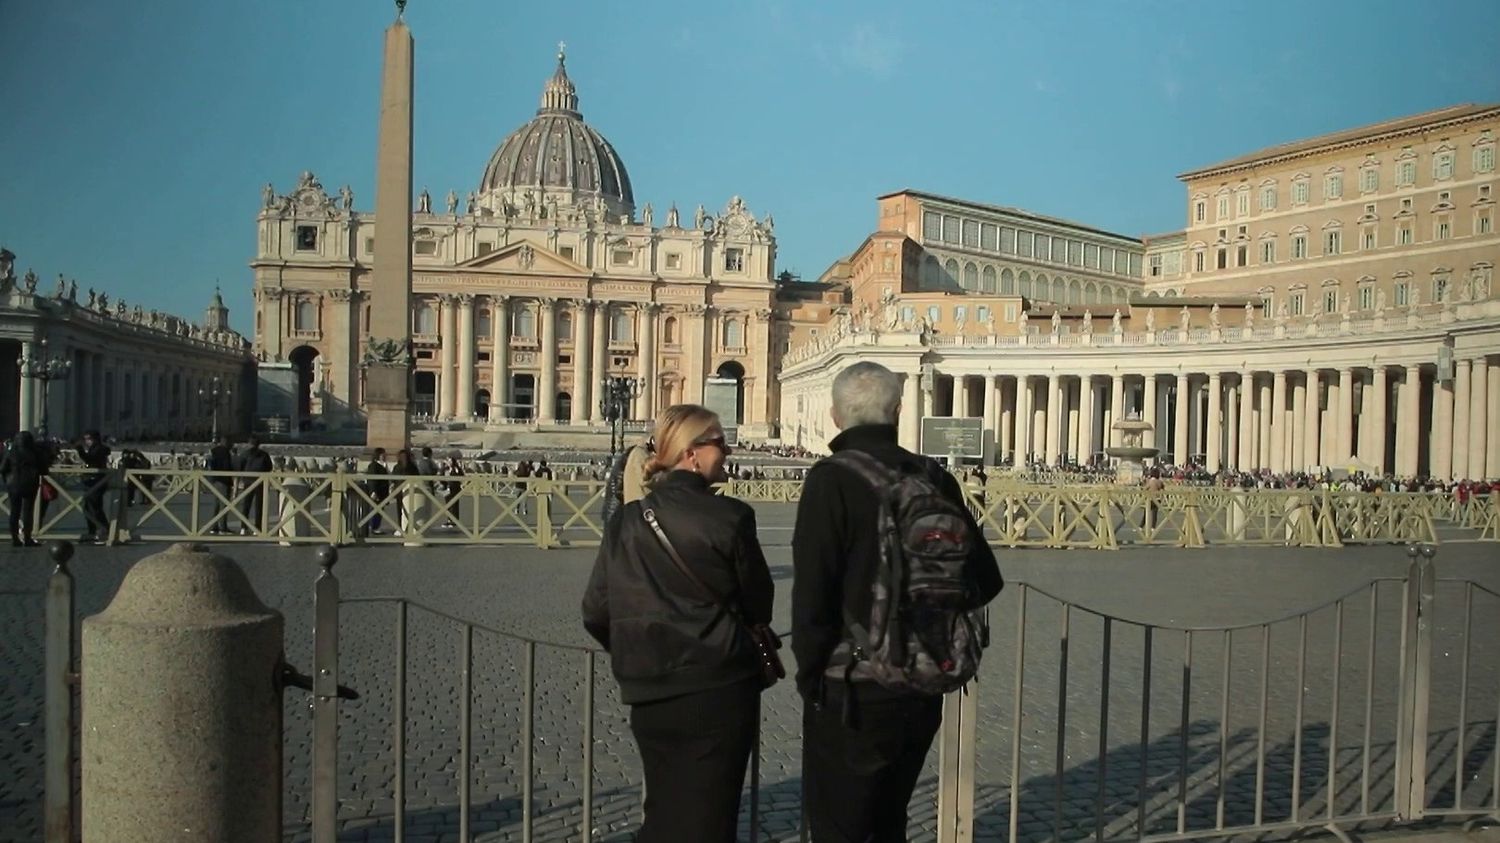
1105, 412, 1159, 484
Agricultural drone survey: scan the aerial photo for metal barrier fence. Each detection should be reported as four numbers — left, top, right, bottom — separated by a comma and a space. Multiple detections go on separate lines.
303, 544, 1499, 842
14, 468, 1491, 549
0, 544, 77, 843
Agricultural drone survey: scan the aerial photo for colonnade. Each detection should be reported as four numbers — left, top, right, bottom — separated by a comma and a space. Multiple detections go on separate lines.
423, 294, 771, 428
905, 354, 1499, 480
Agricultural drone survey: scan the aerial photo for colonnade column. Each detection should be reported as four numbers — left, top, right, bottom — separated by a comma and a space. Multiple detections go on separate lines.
982, 376, 999, 465
684, 305, 707, 404
1238, 374, 1254, 470
1015, 376, 1033, 464
1045, 374, 1062, 466
1303, 370, 1321, 471
1290, 376, 1306, 474
900, 373, 920, 452
1470, 357, 1490, 480
1336, 368, 1354, 465
1489, 359, 1500, 479
1270, 371, 1287, 473
1257, 377, 1272, 470
590, 302, 608, 423
18, 341, 34, 431
1174, 372, 1189, 466
1452, 359, 1472, 476
1370, 367, 1388, 474
1109, 374, 1125, 450
573, 300, 593, 424
1226, 381, 1240, 470
639, 304, 659, 423
455, 295, 475, 420
1206, 372, 1223, 472
953, 375, 970, 418
489, 296, 510, 422
1143, 374, 1158, 451
1430, 369, 1454, 480
537, 298, 557, 423
1402, 365, 1423, 476
438, 295, 457, 419
1076, 376, 1093, 464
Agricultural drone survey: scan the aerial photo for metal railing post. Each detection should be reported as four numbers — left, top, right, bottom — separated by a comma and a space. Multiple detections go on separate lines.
43, 541, 76, 843
311, 546, 342, 843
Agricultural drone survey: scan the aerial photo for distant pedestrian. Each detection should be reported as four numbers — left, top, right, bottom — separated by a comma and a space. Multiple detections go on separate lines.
1, 431, 51, 546
75, 429, 112, 543
442, 451, 465, 527
392, 448, 421, 535
363, 448, 390, 535
205, 436, 235, 534
235, 436, 273, 535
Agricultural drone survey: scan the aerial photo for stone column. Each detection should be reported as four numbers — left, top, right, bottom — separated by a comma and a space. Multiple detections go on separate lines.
1290, 377, 1306, 473
1453, 358, 1471, 478
982, 375, 999, 465
1270, 370, 1287, 473
325, 290, 356, 421
1303, 370, 1321, 471
1174, 372, 1190, 466
1489, 360, 1500, 479
1143, 374, 1158, 451
437, 296, 457, 419
590, 302, 608, 422
639, 304, 659, 423
489, 295, 510, 421
456, 294, 475, 419
1226, 382, 1241, 470
1470, 357, 1489, 480
684, 305, 707, 404
1045, 374, 1062, 465
999, 378, 1015, 464
1429, 370, 1453, 479
1109, 373, 1125, 449
1336, 368, 1354, 466
1206, 371, 1223, 472
573, 300, 593, 424
749, 308, 772, 427
1015, 376, 1033, 463
1258, 378, 1272, 470
17, 340, 34, 431
1370, 367, 1388, 474
1237, 374, 1254, 469
900, 373, 920, 452
537, 298, 557, 423
953, 375, 970, 418
1077, 375, 1094, 464
1403, 365, 1424, 476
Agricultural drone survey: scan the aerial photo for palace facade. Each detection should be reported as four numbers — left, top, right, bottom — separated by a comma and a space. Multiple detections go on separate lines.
779, 104, 1500, 481
252, 52, 780, 438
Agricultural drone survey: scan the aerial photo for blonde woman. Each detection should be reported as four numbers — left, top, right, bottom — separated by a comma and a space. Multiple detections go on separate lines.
582, 405, 774, 842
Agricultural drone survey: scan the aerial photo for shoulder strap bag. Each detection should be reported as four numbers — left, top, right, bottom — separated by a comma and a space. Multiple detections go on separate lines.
641, 506, 785, 688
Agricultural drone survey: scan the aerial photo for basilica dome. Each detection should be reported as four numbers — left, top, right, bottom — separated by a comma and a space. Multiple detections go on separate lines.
478, 50, 634, 211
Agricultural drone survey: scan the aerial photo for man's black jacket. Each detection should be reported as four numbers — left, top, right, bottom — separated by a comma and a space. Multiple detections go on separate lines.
582, 469, 774, 704
791, 424, 1003, 701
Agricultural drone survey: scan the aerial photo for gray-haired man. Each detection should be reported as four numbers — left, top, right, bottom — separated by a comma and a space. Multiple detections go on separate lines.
792, 361, 1003, 841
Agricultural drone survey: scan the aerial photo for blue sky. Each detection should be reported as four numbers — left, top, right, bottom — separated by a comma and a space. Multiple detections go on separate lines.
3, 0, 1498, 333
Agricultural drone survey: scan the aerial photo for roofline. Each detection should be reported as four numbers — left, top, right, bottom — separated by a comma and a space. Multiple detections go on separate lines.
878, 188, 1145, 245
1177, 103, 1500, 182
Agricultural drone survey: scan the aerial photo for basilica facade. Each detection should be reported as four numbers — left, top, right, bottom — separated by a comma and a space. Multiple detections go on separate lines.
251, 51, 779, 438
780, 104, 1500, 481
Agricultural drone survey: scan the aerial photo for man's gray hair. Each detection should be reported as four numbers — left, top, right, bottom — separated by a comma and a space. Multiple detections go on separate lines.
832, 362, 903, 428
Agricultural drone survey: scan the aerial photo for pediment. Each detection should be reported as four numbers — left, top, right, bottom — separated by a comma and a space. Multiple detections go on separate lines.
455, 241, 589, 275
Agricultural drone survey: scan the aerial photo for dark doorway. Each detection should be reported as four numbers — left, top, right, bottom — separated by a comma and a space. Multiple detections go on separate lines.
556, 391, 571, 421
413, 371, 437, 418
475, 389, 491, 420
289, 345, 320, 426
714, 360, 746, 425
511, 374, 535, 420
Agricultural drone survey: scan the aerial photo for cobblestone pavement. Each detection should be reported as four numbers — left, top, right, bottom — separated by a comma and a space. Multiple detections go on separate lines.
2, 507, 1496, 843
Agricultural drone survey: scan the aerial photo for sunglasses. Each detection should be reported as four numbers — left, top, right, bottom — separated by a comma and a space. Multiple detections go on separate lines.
693, 435, 730, 452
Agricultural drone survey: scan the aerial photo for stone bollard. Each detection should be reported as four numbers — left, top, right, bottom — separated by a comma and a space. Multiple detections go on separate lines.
82, 543, 283, 842
278, 474, 313, 546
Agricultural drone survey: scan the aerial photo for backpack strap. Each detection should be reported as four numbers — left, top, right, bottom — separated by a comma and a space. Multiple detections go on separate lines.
641, 505, 736, 618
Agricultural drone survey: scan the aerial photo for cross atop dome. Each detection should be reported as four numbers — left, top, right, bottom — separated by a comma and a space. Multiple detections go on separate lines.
540, 43, 578, 115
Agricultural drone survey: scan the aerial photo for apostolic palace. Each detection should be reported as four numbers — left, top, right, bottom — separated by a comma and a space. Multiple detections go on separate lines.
250, 48, 1499, 481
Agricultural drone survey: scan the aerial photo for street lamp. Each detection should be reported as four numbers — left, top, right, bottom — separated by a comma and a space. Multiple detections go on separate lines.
17, 338, 71, 437
199, 376, 232, 441
598, 371, 644, 456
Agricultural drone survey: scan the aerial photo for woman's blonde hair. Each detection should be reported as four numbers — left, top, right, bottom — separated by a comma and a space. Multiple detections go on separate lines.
642, 404, 721, 482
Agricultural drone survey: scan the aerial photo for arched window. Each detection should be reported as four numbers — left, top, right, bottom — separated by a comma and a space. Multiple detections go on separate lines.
1067, 279, 1081, 304
981, 265, 997, 293
962, 262, 978, 289
1034, 273, 1050, 300
1018, 271, 1032, 298
1001, 268, 1015, 295
476, 308, 492, 339
943, 259, 960, 285
922, 256, 941, 287
295, 299, 317, 332
1052, 278, 1066, 302
611, 308, 633, 342
723, 317, 744, 348
513, 306, 536, 338
557, 309, 574, 342
663, 316, 678, 344
1084, 281, 1098, 303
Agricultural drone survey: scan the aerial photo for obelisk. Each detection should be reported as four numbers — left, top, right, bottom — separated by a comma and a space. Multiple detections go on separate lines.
365, 1, 414, 450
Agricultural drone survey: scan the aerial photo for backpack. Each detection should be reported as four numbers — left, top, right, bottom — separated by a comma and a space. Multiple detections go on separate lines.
824, 449, 987, 695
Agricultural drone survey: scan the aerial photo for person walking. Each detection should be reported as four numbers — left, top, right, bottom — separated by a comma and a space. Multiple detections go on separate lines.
234, 436, 273, 535
363, 447, 390, 536
582, 405, 774, 842
205, 436, 235, 534
1, 431, 51, 546
441, 451, 465, 528
391, 448, 421, 536
75, 429, 112, 543
792, 362, 1003, 842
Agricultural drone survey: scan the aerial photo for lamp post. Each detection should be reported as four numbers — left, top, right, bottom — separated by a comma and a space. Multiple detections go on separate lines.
598, 371, 644, 456
17, 338, 72, 437
199, 376, 232, 441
